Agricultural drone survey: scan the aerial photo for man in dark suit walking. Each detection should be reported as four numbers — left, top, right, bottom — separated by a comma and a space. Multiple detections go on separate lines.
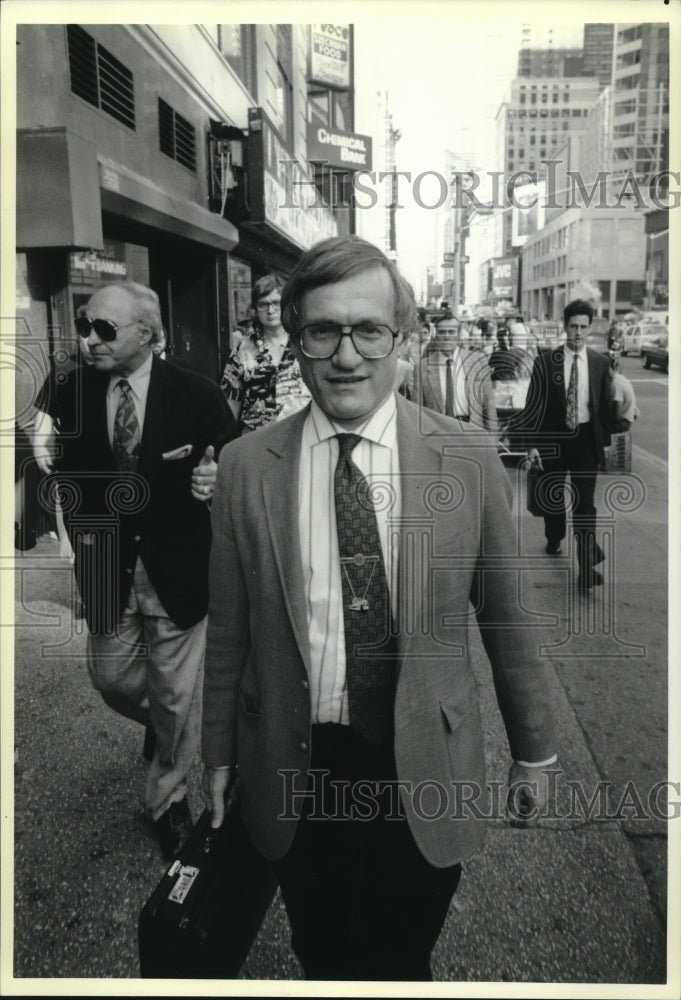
201, 236, 555, 981
520, 299, 613, 589
51, 282, 236, 857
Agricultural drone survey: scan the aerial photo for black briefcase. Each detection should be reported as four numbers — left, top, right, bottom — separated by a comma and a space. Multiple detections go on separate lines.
138, 790, 278, 979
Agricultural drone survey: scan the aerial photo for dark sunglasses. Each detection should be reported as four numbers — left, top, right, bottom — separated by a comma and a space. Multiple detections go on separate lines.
75, 316, 139, 342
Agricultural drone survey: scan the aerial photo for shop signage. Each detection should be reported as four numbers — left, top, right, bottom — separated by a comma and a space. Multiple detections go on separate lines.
309, 24, 351, 88
70, 239, 127, 278
247, 109, 337, 251
491, 256, 518, 301
306, 123, 372, 171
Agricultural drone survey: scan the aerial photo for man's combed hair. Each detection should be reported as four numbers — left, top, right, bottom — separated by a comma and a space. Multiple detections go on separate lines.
281, 236, 418, 336
100, 282, 166, 346
563, 299, 594, 325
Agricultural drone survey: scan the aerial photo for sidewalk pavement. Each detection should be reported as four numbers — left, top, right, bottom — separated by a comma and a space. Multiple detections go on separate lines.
8, 444, 674, 991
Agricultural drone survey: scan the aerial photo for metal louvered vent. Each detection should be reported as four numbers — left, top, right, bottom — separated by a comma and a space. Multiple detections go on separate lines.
67, 25, 135, 130
158, 98, 197, 172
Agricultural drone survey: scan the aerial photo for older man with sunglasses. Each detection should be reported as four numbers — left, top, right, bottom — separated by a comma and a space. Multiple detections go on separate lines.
49, 281, 236, 858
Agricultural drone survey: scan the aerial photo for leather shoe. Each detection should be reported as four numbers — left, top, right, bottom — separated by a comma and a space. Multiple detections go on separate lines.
578, 568, 603, 590
143, 725, 156, 763
155, 798, 193, 860
545, 539, 561, 556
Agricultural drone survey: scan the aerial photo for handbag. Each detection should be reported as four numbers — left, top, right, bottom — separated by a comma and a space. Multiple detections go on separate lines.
526, 461, 545, 518
138, 780, 278, 978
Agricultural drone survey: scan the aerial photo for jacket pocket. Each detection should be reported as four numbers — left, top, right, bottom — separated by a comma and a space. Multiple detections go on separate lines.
238, 686, 261, 723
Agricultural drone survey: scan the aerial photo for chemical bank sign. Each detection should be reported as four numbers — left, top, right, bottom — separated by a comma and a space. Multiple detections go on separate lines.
306, 124, 373, 171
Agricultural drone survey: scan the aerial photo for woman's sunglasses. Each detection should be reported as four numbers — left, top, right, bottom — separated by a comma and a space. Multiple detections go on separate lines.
75, 316, 139, 342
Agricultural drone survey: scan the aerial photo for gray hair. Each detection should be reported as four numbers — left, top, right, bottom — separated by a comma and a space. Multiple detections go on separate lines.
95, 282, 166, 346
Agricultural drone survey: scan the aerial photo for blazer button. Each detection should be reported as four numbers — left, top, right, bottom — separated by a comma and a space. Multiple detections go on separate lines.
134, 535, 141, 542
299, 741, 309, 752
125, 567, 133, 575
301, 678, 309, 690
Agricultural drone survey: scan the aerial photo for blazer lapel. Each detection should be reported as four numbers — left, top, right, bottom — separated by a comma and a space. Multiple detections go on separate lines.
394, 397, 445, 660
586, 348, 599, 417
552, 347, 566, 411
425, 358, 444, 412
137, 355, 164, 475
261, 410, 312, 672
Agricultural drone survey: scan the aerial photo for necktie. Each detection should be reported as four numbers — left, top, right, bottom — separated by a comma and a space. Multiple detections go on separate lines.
112, 379, 141, 471
566, 354, 579, 431
445, 357, 455, 417
334, 433, 396, 745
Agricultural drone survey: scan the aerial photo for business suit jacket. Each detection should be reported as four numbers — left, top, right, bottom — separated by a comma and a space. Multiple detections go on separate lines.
517, 346, 612, 465
202, 393, 555, 868
415, 348, 498, 436
54, 355, 236, 632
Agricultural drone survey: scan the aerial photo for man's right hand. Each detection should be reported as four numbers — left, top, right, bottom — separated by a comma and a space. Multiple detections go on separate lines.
201, 765, 233, 829
527, 447, 543, 471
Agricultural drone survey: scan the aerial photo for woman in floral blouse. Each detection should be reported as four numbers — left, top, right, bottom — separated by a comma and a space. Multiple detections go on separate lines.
220, 274, 311, 433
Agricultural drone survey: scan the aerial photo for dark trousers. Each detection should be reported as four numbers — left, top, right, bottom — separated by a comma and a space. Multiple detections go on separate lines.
541, 421, 604, 571
272, 724, 461, 981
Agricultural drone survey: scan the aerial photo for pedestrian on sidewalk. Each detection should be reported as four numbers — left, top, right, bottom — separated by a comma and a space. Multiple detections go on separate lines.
202, 235, 556, 982
48, 281, 236, 858
516, 299, 614, 590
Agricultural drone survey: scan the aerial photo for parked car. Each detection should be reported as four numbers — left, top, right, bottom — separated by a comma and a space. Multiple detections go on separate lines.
622, 323, 644, 357
640, 330, 669, 373
588, 317, 610, 352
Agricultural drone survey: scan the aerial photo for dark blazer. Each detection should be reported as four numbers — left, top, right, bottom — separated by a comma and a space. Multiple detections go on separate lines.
517, 346, 613, 465
202, 393, 555, 868
54, 355, 237, 632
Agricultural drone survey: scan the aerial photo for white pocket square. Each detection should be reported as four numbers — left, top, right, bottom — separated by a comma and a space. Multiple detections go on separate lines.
162, 444, 193, 461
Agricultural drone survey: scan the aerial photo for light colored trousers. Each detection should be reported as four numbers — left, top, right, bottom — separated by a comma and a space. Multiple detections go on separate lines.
87, 558, 206, 821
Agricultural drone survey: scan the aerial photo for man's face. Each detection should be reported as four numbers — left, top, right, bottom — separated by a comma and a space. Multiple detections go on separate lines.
292, 267, 403, 429
85, 286, 152, 375
433, 321, 458, 354
564, 313, 591, 352
255, 289, 283, 332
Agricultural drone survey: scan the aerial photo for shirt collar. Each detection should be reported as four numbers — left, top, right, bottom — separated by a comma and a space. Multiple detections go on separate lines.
306, 392, 398, 449
108, 350, 153, 397
565, 345, 587, 361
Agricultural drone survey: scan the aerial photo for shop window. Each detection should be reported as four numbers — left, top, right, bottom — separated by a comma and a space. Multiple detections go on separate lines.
218, 25, 256, 95
158, 98, 197, 172
66, 24, 135, 130
308, 89, 330, 126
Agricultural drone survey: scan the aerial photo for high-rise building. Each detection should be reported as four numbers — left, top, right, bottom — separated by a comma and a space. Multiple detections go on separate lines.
495, 76, 600, 255
517, 48, 583, 78
611, 22, 669, 178
582, 23, 615, 91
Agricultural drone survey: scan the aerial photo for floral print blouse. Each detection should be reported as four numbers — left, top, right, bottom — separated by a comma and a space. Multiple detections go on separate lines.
220, 330, 311, 431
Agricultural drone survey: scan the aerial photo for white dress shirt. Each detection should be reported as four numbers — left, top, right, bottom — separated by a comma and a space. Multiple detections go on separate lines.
563, 346, 590, 424
106, 351, 153, 445
298, 393, 401, 725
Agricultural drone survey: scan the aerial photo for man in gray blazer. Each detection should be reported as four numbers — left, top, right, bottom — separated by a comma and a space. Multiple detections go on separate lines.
202, 237, 555, 981
416, 313, 498, 437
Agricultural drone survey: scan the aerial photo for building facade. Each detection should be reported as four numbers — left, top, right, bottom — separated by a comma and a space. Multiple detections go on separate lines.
16, 22, 369, 422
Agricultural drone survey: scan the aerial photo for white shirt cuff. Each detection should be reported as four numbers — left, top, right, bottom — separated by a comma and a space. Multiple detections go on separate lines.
515, 754, 557, 768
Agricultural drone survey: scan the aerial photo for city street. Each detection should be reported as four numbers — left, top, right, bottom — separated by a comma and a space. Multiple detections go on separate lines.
10, 410, 671, 990
617, 353, 669, 463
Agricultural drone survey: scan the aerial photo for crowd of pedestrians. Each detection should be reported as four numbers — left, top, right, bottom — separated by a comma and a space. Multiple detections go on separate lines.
13, 235, 641, 981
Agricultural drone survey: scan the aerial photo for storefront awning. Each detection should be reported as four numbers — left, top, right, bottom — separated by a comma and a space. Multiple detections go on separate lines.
98, 157, 239, 253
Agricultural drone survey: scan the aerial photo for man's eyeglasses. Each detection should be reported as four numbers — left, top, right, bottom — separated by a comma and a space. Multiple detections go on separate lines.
75, 316, 139, 342
256, 300, 281, 312
297, 323, 399, 360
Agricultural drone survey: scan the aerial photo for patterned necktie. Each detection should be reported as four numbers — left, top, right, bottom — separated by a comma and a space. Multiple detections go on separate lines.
445, 357, 455, 417
334, 433, 396, 745
566, 353, 579, 431
112, 379, 141, 471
